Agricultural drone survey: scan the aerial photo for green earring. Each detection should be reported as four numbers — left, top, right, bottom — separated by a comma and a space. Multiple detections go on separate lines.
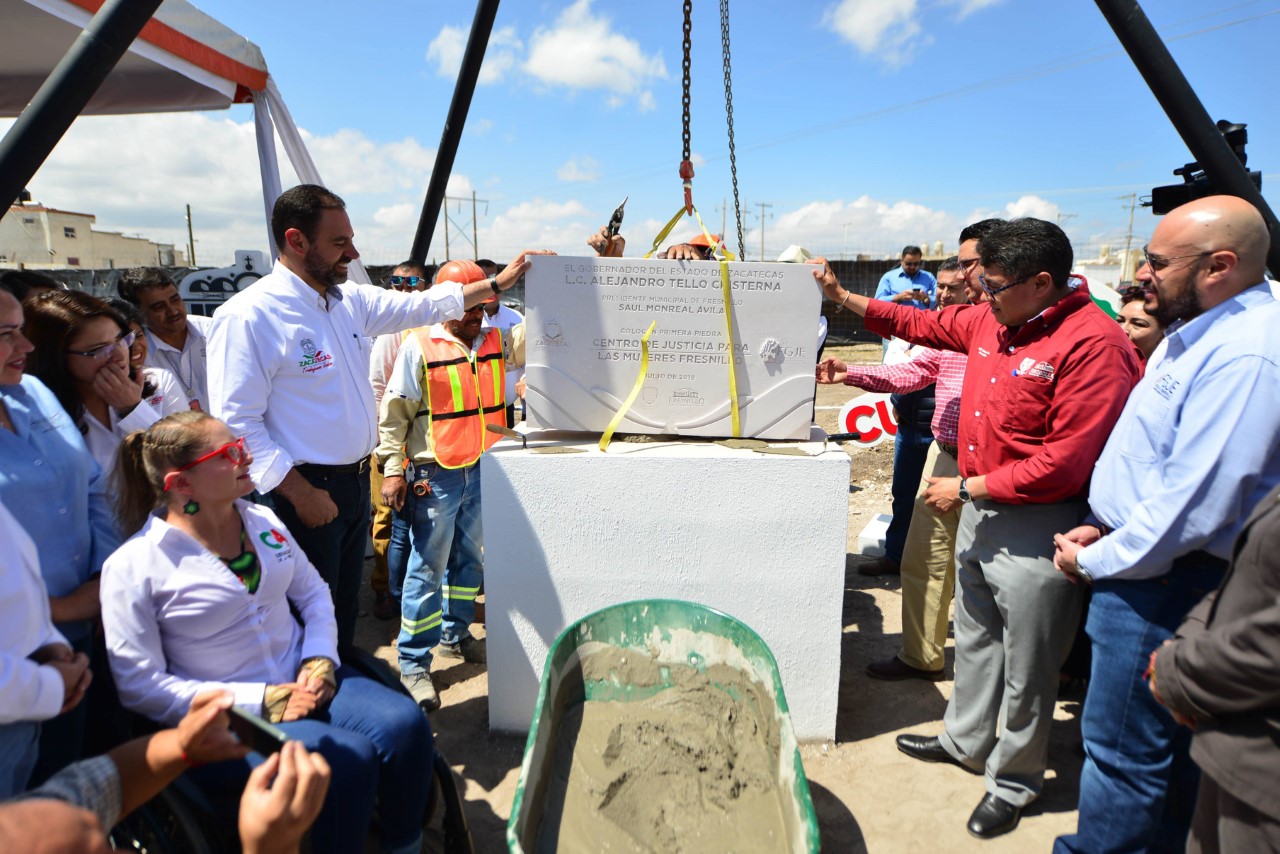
183, 499, 200, 515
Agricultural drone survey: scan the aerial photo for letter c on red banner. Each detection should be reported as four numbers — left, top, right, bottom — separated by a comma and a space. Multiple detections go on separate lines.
844, 404, 882, 443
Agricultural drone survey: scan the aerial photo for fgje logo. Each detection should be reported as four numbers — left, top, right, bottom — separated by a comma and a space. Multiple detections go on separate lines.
259, 529, 288, 550
297, 338, 334, 373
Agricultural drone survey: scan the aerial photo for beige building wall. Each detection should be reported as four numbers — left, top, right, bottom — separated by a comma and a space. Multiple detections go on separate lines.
2, 205, 184, 269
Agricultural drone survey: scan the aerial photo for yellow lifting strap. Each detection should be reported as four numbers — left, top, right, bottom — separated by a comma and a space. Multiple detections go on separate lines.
638, 204, 741, 438
599, 320, 658, 452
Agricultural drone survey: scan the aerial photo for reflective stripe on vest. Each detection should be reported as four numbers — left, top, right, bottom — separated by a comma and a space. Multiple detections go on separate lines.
412, 327, 505, 469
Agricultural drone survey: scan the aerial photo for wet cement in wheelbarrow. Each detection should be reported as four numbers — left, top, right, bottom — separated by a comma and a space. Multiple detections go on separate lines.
534, 647, 792, 853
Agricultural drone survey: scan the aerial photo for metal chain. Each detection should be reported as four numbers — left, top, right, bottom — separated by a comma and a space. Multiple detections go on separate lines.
681, 0, 692, 165
720, 0, 744, 259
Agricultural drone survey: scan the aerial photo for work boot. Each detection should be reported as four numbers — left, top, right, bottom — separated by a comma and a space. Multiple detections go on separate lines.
400, 671, 440, 712
373, 590, 397, 621
438, 636, 486, 664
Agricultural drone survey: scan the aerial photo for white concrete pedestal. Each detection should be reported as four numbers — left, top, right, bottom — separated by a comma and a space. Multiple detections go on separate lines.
481, 427, 850, 742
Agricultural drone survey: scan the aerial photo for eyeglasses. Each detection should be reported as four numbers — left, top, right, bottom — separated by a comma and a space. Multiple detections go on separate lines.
977, 273, 1030, 298
1140, 245, 1211, 273
958, 256, 981, 273
170, 437, 248, 478
67, 330, 135, 362
389, 275, 422, 291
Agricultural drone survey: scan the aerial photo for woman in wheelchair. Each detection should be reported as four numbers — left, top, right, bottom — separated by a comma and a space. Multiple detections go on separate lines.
101, 411, 434, 854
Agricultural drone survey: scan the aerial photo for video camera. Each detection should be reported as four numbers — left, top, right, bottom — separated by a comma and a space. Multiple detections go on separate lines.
1146, 120, 1262, 215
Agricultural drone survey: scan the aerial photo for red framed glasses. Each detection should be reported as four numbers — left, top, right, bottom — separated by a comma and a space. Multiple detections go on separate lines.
170, 437, 248, 478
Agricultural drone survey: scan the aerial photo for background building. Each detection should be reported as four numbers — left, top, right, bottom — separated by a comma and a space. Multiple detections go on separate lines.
1, 202, 184, 269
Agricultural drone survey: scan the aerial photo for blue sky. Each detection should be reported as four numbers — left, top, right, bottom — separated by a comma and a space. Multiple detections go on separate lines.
12, 0, 1280, 266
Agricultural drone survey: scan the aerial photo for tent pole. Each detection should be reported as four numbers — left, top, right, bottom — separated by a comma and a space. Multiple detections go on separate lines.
410, 0, 500, 265
1094, 0, 1278, 276
0, 0, 165, 217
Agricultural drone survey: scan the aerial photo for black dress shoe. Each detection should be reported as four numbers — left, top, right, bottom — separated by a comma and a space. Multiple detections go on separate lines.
858, 555, 901, 577
895, 734, 979, 774
966, 793, 1021, 839
867, 656, 945, 682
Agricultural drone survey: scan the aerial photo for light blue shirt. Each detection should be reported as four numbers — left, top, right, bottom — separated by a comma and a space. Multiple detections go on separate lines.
1079, 283, 1280, 581
875, 265, 936, 310
0, 375, 119, 641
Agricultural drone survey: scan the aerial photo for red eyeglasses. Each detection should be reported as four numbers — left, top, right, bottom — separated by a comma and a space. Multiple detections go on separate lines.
170, 437, 248, 476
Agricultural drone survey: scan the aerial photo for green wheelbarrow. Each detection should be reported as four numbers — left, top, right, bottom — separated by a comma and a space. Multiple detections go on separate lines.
507, 599, 820, 853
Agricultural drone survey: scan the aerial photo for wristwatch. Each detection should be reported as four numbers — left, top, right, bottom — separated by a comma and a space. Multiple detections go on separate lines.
958, 478, 973, 503
488, 275, 501, 296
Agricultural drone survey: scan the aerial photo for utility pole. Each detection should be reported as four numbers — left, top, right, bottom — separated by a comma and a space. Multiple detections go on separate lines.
842, 221, 853, 260
721, 197, 727, 239
185, 204, 196, 266
1120, 192, 1138, 283
444, 193, 489, 257
755, 202, 772, 261
443, 206, 450, 260
1056, 212, 1077, 228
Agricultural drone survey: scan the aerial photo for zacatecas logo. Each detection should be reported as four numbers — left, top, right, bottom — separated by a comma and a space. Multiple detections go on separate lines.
297, 338, 334, 373
533, 319, 568, 348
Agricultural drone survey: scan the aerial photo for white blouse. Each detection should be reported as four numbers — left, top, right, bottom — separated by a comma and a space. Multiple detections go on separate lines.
100, 501, 339, 726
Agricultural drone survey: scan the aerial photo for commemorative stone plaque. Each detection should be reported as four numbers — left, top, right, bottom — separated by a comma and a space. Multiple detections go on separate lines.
523, 255, 822, 440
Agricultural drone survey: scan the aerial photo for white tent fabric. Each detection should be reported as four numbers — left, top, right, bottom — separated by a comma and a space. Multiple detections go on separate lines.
2, 0, 371, 282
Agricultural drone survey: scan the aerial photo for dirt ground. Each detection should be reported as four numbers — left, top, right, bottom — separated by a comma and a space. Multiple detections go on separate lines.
352, 344, 1084, 852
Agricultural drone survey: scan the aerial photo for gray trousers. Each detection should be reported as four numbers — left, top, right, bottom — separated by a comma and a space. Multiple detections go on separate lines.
938, 498, 1086, 807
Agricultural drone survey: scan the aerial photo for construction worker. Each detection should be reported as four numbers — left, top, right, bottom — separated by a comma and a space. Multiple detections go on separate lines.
375, 259, 521, 711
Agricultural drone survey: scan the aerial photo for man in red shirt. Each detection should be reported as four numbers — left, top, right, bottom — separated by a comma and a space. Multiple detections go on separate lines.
815, 217, 1140, 838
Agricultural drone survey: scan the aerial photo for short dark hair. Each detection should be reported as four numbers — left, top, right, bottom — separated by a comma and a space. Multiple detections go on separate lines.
117, 266, 175, 305
271, 184, 346, 253
476, 258, 497, 272
977, 218, 1073, 288
901, 245, 923, 258
390, 260, 428, 278
937, 256, 961, 274
105, 297, 145, 329
0, 270, 63, 302
959, 218, 1004, 245
1119, 285, 1146, 306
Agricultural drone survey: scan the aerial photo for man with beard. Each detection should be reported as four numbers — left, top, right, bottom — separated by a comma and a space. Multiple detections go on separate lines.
376, 260, 514, 711
813, 218, 1140, 839
208, 184, 546, 648
1052, 194, 1280, 854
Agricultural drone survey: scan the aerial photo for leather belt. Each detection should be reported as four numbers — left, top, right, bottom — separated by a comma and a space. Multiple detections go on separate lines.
295, 458, 370, 477
936, 440, 958, 458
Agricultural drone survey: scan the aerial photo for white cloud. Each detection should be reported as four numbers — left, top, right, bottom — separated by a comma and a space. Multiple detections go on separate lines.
556, 155, 600, 182
824, 0, 921, 59
1002, 194, 1061, 221
426, 25, 523, 85
944, 0, 1007, 20
0, 112, 482, 265
524, 0, 667, 106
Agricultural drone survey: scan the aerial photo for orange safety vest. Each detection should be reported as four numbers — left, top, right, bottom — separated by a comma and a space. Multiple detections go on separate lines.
413, 327, 506, 469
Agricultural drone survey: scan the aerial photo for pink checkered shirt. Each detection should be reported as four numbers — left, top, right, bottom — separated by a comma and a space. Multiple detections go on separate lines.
846, 348, 968, 445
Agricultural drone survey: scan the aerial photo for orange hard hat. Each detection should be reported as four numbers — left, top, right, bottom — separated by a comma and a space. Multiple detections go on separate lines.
435, 259, 495, 302
686, 233, 722, 248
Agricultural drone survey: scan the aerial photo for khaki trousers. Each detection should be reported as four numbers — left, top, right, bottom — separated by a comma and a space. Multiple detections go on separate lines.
368, 452, 390, 593
898, 441, 961, 672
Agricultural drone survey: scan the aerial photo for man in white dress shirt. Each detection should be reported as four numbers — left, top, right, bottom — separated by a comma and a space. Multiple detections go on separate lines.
118, 267, 213, 412
209, 184, 545, 647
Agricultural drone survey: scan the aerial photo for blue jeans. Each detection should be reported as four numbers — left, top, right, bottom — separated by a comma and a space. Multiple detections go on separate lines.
885, 411, 934, 564
399, 461, 483, 674
387, 501, 411, 599
189, 668, 433, 854
1054, 555, 1226, 854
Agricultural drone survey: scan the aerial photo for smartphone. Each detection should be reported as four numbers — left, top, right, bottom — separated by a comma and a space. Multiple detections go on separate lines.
227, 705, 290, 755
